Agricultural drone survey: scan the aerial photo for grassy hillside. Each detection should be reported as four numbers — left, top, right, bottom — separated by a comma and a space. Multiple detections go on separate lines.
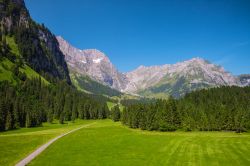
107, 101, 117, 110
70, 73, 122, 97
107, 101, 124, 111
6, 36, 20, 57
0, 120, 95, 166
1, 36, 49, 84
0, 58, 49, 84
138, 74, 211, 99
22, 120, 250, 166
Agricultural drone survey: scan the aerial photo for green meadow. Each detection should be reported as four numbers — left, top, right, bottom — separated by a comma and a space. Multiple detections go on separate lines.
1, 120, 250, 166
28, 120, 250, 166
0, 120, 95, 166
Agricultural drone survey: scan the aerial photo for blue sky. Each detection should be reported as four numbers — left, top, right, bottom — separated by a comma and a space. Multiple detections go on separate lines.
25, 0, 250, 75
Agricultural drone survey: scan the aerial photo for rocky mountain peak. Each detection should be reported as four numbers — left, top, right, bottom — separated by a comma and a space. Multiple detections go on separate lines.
57, 36, 128, 90
57, 36, 247, 98
238, 74, 250, 86
56, 36, 110, 64
124, 57, 240, 96
188, 57, 206, 62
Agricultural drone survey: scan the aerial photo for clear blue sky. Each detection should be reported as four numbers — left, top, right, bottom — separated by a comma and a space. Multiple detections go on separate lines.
25, 0, 250, 75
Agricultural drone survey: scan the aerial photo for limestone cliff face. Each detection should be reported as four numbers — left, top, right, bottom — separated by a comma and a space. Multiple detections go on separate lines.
57, 36, 128, 90
238, 74, 250, 86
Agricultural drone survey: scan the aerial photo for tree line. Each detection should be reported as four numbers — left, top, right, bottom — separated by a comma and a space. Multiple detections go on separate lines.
119, 86, 250, 133
0, 78, 110, 131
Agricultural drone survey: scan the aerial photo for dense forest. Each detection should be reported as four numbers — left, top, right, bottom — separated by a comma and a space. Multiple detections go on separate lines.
120, 86, 250, 132
0, 78, 110, 131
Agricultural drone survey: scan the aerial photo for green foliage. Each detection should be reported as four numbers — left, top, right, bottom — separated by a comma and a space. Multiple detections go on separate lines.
71, 74, 122, 97
0, 57, 48, 84
0, 78, 110, 131
59, 112, 64, 124
6, 36, 20, 56
111, 105, 121, 122
122, 86, 250, 132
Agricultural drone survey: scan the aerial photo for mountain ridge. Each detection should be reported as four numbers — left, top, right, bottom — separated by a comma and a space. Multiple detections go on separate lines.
57, 36, 247, 98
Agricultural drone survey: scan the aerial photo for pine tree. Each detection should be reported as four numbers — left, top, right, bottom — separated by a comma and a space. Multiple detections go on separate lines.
111, 105, 120, 122
13, 99, 20, 128
25, 112, 31, 128
0, 100, 6, 131
47, 109, 53, 123
5, 110, 13, 130
78, 102, 84, 119
59, 112, 64, 124
83, 103, 90, 119
71, 102, 77, 122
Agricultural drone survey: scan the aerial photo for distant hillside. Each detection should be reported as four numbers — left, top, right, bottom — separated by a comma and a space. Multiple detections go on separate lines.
70, 72, 122, 97
127, 58, 240, 98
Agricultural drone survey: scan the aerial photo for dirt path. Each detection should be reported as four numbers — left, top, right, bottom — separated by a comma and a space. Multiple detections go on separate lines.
15, 123, 95, 166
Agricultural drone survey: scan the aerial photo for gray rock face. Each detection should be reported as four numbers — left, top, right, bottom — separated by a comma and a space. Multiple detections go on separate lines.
57, 36, 246, 97
57, 36, 128, 90
238, 74, 250, 86
125, 58, 240, 93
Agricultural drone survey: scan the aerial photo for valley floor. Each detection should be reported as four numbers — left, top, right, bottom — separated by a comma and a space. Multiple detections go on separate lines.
0, 120, 250, 166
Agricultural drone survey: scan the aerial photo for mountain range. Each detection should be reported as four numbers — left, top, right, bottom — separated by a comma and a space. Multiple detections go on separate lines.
57, 36, 249, 98
0, 0, 249, 99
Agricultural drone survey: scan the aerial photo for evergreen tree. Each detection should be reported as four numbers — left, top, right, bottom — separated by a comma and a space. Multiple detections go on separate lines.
47, 109, 53, 123
0, 100, 6, 131
71, 102, 77, 122
25, 110, 32, 128
111, 105, 120, 122
13, 99, 20, 128
59, 112, 64, 124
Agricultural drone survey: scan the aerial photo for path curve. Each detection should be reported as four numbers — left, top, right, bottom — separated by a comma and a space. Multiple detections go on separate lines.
15, 123, 95, 166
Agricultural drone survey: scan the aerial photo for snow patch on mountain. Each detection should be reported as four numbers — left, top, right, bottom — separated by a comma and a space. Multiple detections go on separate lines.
56, 36, 128, 90
93, 58, 103, 63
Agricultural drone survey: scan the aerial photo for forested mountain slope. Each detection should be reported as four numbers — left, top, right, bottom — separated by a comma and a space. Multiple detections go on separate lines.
70, 72, 122, 97
0, 0, 113, 132
0, 0, 70, 83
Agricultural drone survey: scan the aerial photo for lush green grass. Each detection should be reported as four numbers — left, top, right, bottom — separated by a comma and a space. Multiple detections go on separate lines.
29, 120, 250, 166
1, 36, 49, 84
0, 120, 95, 166
0, 58, 49, 84
0, 58, 16, 83
6, 36, 20, 56
19, 64, 49, 84
107, 101, 124, 111
107, 101, 117, 110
